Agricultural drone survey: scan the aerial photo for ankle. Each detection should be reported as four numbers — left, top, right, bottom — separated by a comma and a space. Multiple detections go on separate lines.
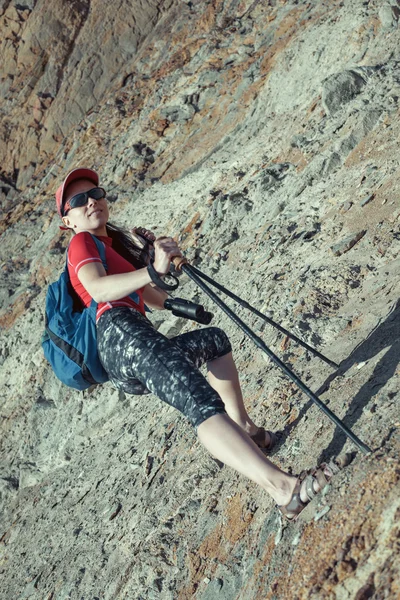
227, 412, 257, 434
265, 475, 298, 506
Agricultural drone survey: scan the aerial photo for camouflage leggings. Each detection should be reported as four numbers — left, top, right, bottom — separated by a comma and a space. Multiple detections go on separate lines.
96, 307, 231, 428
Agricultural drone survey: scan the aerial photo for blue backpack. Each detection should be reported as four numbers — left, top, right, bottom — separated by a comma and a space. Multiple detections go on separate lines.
42, 234, 142, 391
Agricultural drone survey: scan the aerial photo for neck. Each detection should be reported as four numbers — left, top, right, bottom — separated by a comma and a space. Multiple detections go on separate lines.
76, 226, 108, 237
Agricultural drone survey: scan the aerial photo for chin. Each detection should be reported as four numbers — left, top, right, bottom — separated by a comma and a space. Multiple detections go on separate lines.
89, 214, 107, 224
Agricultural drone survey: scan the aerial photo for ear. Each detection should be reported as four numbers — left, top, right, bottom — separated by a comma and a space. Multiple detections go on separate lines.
62, 216, 73, 229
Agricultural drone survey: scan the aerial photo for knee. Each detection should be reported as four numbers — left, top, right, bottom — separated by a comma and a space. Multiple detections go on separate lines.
185, 392, 227, 428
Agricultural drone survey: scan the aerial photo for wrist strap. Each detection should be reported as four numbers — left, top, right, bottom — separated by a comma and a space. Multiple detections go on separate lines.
147, 262, 179, 291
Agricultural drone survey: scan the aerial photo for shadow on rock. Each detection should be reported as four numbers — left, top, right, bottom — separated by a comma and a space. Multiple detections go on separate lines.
316, 298, 400, 462
277, 299, 400, 463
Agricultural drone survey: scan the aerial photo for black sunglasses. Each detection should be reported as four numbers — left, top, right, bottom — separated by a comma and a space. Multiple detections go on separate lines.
63, 187, 106, 215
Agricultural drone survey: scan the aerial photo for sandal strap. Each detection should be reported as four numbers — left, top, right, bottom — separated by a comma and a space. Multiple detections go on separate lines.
250, 427, 267, 446
250, 428, 279, 452
278, 463, 336, 521
278, 478, 307, 520
279, 493, 307, 519
305, 474, 317, 500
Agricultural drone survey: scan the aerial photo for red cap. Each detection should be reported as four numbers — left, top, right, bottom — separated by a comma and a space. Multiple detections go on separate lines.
55, 167, 99, 220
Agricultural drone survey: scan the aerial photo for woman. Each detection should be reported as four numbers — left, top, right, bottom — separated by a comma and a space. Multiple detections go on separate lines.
55, 167, 337, 520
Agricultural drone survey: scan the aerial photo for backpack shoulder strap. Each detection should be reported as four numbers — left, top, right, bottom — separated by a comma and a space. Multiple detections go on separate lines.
89, 234, 108, 271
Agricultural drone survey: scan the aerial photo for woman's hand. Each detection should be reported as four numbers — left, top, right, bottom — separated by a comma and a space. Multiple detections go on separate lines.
153, 237, 182, 275
130, 227, 156, 247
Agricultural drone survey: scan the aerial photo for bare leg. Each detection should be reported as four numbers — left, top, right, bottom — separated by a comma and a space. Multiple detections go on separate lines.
197, 413, 324, 506
198, 413, 295, 505
207, 352, 266, 439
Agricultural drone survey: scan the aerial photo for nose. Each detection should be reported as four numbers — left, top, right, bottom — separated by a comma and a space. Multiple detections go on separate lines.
87, 195, 98, 207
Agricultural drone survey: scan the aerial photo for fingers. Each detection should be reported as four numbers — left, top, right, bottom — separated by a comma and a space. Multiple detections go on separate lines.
131, 227, 156, 242
154, 237, 182, 257
153, 237, 183, 275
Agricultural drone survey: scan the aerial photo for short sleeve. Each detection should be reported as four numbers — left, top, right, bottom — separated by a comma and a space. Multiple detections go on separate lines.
67, 232, 103, 275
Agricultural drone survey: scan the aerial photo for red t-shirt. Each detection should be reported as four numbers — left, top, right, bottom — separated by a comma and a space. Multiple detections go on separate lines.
67, 232, 146, 322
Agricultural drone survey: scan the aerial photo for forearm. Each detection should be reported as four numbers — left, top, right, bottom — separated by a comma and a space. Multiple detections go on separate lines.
77, 234, 182, 304
142, 283, 169, 309
88, 268, 152, 303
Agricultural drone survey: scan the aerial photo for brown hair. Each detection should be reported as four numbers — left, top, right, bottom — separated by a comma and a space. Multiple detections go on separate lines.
105, 222, 151, 269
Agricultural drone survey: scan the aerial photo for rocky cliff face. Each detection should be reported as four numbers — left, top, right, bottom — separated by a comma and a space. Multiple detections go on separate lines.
1, 1, 399, 598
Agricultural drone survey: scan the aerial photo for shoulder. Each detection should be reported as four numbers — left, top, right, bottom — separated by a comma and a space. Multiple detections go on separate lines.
68, 232, 103, 271
68, 231, 97, 249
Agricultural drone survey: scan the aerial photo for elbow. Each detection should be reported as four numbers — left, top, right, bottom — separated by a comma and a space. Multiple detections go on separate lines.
93, 290, 111, 304
88, 286, 107, 304
92, 293, 104, 304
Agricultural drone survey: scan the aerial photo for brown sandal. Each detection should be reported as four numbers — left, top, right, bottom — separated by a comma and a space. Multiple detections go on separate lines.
278, 463, 336, 521
250, 427, 280, 453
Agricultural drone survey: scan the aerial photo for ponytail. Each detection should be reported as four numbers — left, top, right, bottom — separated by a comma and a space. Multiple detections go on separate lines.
105, 222, 150, 269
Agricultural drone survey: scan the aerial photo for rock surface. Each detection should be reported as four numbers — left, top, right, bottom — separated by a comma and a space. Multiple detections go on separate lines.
1, 0, 400, 598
